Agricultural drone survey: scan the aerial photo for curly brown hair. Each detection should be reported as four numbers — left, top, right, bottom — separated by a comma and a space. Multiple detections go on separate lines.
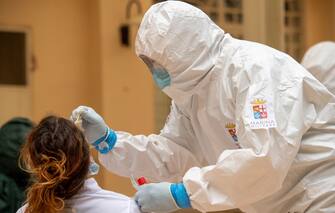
20, 116, 90, 213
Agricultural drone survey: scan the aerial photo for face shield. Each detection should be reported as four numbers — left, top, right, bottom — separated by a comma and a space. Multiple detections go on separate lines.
140, 55, 171, 89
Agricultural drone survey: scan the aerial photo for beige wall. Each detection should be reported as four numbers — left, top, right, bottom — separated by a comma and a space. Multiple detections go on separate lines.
99, 0, 154, 135
303, 0, 335, 50
97, 0, 155, 196
0, 0, 98, 120
87, 0, 103, 112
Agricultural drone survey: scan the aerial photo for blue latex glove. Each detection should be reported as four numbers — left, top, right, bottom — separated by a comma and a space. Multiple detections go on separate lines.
71, 106, 108, 143
71, 106, 117, 154
134, 182, 191, 213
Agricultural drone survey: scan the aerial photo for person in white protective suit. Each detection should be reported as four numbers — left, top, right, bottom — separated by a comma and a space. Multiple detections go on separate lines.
71, 1, 335, 213
301, 41, 335, 95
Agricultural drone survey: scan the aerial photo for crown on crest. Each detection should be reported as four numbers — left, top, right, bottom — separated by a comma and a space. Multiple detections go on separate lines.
251, 98, 266, 105
225, 123, 236, 129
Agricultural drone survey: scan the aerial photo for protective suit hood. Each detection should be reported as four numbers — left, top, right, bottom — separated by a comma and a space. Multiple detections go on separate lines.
301, 41, 335, 94
135, 1, 225, 101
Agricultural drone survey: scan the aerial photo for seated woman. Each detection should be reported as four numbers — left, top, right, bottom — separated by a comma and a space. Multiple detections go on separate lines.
17, 116, 140, 213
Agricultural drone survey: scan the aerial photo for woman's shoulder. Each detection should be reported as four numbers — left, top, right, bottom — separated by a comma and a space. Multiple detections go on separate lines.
77, 178, 131, 200
66, 178, 141, 213
16, 204, 27, 213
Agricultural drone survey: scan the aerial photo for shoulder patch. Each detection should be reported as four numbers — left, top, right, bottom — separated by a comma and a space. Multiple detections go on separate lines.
248, 97, 277, 129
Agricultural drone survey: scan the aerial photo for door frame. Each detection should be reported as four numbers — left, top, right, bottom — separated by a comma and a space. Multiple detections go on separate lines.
0, 25, 33, 124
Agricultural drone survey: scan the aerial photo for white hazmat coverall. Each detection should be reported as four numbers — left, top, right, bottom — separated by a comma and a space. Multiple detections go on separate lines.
97, 1, 335, 213
301, 41, 335, 95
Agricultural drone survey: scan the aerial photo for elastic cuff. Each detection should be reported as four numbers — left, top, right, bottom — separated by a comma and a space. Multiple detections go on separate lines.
170, 183, 191, 209
92, 128, 117, 154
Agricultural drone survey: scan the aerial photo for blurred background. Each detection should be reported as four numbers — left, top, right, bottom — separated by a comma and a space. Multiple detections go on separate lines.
0, 0, 334, 212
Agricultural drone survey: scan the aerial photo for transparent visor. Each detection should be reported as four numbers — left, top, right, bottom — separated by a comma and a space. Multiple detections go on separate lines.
139, 55, 171, 89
